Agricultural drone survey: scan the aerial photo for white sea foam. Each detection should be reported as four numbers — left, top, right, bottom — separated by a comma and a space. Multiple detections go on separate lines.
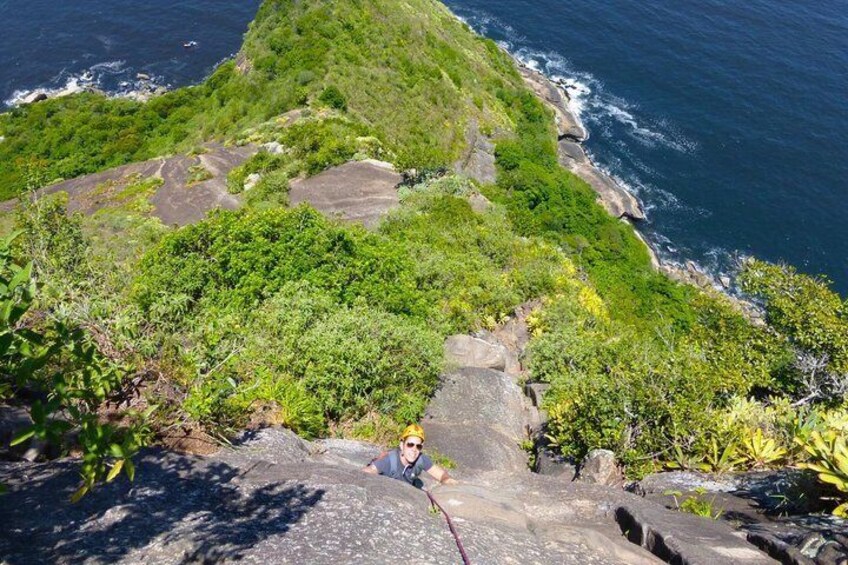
4, 76, 88, 107
4, 61, 166, 108
90, 60, 126, 73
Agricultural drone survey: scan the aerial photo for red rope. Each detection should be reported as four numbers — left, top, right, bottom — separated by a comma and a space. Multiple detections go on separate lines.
426, 489, 471, 565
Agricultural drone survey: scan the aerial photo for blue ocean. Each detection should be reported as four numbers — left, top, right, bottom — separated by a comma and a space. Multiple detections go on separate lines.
2, 0, 846, 294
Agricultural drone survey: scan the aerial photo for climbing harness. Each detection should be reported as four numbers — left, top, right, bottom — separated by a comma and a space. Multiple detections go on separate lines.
425, 489, 471, 565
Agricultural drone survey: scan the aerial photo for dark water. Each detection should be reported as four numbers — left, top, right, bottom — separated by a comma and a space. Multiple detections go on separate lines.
2, 0, 847, 295
0, 0, 261, 104
445, 0, 848, 295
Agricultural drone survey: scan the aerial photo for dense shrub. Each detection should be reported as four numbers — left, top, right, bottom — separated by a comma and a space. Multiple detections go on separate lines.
0, 231, 149, 498
741, 259, 848, 385
318, 85, 347, 110
488, 90, 697, 329
380, 180, 578, 333
134, 205, 427, 320
180, 282, 442, 436
533, 290, 790, 473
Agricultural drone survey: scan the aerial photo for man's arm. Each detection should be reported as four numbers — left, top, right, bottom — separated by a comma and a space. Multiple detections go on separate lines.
362, 464, 380, 475
426, 464, 458, 485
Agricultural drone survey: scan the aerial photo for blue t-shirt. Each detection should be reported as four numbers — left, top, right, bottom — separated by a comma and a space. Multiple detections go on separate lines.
373, 448, 433, 486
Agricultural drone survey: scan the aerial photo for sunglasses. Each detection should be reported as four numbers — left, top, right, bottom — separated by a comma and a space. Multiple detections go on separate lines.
405, 441, 424, 450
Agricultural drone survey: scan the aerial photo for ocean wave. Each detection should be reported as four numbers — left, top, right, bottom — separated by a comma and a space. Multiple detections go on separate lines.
456, 12, 700, 157
3, 61, 167, 108
90, 60, 126, 73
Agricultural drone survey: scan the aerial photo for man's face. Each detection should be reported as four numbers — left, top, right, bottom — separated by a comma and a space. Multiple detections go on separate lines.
401, 436, 424, 463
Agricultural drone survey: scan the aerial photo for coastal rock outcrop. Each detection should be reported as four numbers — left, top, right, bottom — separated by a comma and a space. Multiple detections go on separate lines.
518, 64, 646, 221
519, 66, 587, 141
557, 139, 646, 220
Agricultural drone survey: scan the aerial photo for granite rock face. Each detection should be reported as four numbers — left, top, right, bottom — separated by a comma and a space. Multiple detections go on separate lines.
288, 160, 401, 229
577, 449, 623, 487
444, 334, 510, 372
0, 143, 254, 226
424, 367, 529, 441
454, 120, 497, 184
556, 139, 646, 220
0, 428, 662, 565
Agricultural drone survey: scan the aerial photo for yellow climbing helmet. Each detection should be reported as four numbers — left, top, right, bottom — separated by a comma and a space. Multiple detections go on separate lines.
401, 423, 425, 442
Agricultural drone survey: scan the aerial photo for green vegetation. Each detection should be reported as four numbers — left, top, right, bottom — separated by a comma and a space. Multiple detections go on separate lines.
2, 0, 846, 518
665, 488, 724, 520
186, 164, 213, 185
1, 224, 149, 501
796, 411, 848, 517
129, 183, 580, 439
0, 0, 525, 198
227, 114, 385, 199
487, 88, 696, 329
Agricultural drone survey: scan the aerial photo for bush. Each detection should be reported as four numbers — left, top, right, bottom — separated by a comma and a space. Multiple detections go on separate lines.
0, 232, 148, 498
533, 290, 789, 473
380, 185, 576, 333
318, 85, 347, 110
180, 281, 443, 436
134, 205, 427, 320
741, 259, 848, 402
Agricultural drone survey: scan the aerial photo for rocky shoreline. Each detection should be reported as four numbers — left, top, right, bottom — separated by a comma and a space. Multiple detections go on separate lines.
517, 64, 646, 222
513, 58, 759, 305
9, 72, 167, 108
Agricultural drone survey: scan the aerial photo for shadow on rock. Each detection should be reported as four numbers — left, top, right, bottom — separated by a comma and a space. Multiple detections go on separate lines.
0, 448, 324, 564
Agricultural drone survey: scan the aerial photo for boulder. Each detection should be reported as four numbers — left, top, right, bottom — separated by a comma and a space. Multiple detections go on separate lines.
468, 192, 492, 213
444, 334, 509, 371
243, 173, 261, 191
576, 449, 622, 486
424, 367, 528, 440
557, 140, 587, 165
261, 141, 285, 154
535, 448, 577, 480
22, 92, 48, 105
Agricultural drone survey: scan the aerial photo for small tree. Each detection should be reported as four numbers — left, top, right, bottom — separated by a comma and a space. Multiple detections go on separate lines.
740, 259, 848, 405
1, 231, 150, 500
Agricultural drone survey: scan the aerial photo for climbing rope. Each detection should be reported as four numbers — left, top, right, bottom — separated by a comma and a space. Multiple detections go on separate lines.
425, 489, 471, 565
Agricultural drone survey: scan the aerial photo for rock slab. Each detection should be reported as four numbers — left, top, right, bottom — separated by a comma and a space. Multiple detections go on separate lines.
444, 334, 510, 371
288, 160, 401, 229
577, 449, 623, 487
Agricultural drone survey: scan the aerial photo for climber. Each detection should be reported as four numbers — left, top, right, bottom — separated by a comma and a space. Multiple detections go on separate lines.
362, 424, 457, 488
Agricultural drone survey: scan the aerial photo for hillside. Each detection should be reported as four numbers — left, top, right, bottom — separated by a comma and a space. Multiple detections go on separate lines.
1, 0, 847, 562
0, 0, 525, 199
